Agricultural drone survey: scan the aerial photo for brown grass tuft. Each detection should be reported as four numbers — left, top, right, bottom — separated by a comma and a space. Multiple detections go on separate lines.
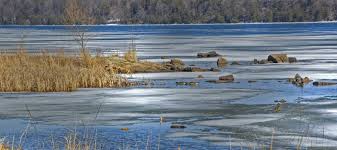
123, 50, 138, 63
107, 52, 169, 74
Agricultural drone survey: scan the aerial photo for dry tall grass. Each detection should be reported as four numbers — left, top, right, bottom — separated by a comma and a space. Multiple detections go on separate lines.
123, 50, 138, 63
0, 144, 10, 150
108, 52, 168, 74
64, 132, 96, 150
0, 50, 130, 92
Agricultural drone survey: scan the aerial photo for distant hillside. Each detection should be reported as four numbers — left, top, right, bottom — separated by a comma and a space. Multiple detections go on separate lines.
0, 0, 337, 25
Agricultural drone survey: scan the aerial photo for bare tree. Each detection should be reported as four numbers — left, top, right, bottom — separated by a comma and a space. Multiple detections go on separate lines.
72, 27, 89, 54
62, 0, 95, 57
63, 0, 94, 25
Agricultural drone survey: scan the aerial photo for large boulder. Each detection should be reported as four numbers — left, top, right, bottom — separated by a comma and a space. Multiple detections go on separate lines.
217, 57, 228, 67
197, 51, 220, 58
267, 54, 289, 63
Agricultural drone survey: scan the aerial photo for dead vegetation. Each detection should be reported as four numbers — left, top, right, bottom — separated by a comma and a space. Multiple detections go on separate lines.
0, 45, 213, 92
0, 50, 133, 92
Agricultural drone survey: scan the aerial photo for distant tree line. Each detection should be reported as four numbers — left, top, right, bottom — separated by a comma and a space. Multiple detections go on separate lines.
0, 0, 337, 25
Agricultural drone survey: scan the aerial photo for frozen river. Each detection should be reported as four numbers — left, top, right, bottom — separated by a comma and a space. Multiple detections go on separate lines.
1, 23, 337, 149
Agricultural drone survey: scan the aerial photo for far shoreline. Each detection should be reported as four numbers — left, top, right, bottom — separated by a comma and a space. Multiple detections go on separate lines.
1, 21, 337, 27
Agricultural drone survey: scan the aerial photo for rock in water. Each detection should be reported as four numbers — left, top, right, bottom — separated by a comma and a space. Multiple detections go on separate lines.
176, 82, 199, 86
207, 80, 233, 83
210, 68, 221, 72
170, 59, 185, 66
171, 124, 186, 129
253, 59, 269, 64
197, 75, 204, 78
217, 57, 228, 67
231, 61, 241, 65
288, 57, 297, 63
288, 74, 311, 87
275, 99, 287, 103
183, 67, 209, 72
268, 54, 289, 63
259, 59, 269, 64
163, 59, 185, 71
197, 51, 220, 58
253, 59, 259, 64
176, 82, 187, 86
206, 75, 235, 84
303, 77, 311, 83
313, 81, 337, 86
219, 75, 234, 81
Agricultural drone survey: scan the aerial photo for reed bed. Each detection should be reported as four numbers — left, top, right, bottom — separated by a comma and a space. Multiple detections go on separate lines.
0, 50, 131, 92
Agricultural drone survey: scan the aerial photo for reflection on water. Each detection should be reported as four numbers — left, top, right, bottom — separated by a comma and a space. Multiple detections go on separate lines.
1, 23, 337, 149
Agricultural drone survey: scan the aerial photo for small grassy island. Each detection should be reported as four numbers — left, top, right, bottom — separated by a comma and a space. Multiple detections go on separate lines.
0, 50, 150, 92
0, 48, 226, 92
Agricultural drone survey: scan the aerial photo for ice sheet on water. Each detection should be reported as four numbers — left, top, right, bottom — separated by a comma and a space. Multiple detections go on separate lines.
196, 114, 284, 127
0, 88, 263, 125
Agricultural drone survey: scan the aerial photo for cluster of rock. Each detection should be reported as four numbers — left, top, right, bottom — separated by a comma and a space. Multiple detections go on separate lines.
217, 57, 241, 67
207, 75, 235, 83
197, 51, 221, 58
288, 74, 311, 87
288, 74, 337, 87
198, 51, 240, 67
163, 58, 220, 72
176, 81, 199, 86
254, 54, 297, 64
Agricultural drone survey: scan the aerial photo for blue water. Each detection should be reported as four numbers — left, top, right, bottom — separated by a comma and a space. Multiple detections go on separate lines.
2, 22, 337, 34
